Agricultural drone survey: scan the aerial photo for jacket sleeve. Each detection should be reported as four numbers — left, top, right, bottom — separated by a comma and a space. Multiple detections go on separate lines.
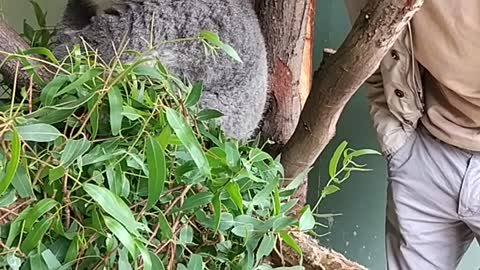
343, 0, 405, 154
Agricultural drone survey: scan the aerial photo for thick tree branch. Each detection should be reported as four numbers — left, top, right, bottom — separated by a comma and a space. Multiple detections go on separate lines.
0, 19, 32, 89
255, 0, 314, 155
280, 0, 424, 179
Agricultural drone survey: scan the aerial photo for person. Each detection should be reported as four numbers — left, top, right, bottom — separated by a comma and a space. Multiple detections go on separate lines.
345, 1, 480, 269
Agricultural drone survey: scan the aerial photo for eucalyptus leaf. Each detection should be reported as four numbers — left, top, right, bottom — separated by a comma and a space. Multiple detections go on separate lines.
187, 254, 204, 270
145, 135, 166, 209
6, 124, 62, 142
108, 86, 124, 136
299, 207, 315, 231
83, 183, 143, 235
104, 216, 138, 258
60, 138, 92, 167
0, 129, 20, 194
165, 108, 210, 176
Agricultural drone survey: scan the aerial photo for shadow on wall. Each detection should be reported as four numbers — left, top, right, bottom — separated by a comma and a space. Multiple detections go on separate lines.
307, 1, 479, 270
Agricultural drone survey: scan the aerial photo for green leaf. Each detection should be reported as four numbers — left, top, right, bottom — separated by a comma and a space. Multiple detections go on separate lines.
122, 105, 141, 120
178, 225, 194, 245
256, 233, 275, 262
0, 129, 20, 194
7, 253, 22, 270
31, 1, 46, 26
108, 86, 124, 136
83, 183, 142, 235
87, 93, 99, 138
21, 217, 52, 253
104, 216, 137, 258
145, 135, 167, 209
118, 247, 132, 270
212, 192, 221, 232
197, 109, 223, 121
12, 164, 35, 198
273, 187, 281, 216
225, 182, 243, 214
157, 211, 173, 240
30, 252, 49, 270
24, 198, 58, 231
280, 199, 298, 214
199, 31, 242, 63
64, 237, 78, 263
329, 141, 348, 178
48, 167, 65, 184
187, 254, 204, 270
225, 142, 240, 169
219, 42, 243, 63
231, 224, 254, 238
321, 185, 340, 197
348, 148, 381, 158
299, 207, 315, 231
252, 177, 278, 205
55, 68, 102, 97
136, 241, 152, 270
41, 249, 62, 270
279, 232, 302, 256
272, 216, 296, 232
0, 189, 16, 207
40, 75, 69, 106
249, 148, 272, 163
60, 138, 92, 167
6, 219, 21, 246
106, 163, 125, 196
180, 192, 213, 212
23, 20, 35, 41
23, 47, 58, 65
7, 123, 62, 142
284, 168, 310, 191
185, 81, 203, 107
150, 252, 165, 270
165, 108, 210, 176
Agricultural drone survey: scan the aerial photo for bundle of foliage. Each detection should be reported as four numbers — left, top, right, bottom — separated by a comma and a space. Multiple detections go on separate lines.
0, 3, 379, 270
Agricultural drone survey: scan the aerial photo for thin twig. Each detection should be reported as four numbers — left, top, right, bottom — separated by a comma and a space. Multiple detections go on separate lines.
0, 198, 32, 223
28, 75, 33, 113
63, 172, 71, 229
164, 185, 191, 215
92, 245, 121, 270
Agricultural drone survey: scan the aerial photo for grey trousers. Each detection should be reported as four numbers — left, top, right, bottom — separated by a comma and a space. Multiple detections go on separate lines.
386, 125, 480, 269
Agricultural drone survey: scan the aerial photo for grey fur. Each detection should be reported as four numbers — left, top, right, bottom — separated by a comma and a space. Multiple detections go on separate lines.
51, 0, 269, 140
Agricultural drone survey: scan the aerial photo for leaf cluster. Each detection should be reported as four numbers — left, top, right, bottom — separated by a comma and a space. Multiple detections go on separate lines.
0, 3, 380, 270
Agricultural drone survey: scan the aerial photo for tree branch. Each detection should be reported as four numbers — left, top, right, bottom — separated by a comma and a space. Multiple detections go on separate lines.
280, 0, 424, 179
0, 19, 32, 90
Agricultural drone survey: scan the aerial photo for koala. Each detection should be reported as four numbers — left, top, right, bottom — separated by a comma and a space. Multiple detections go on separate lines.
51, 0, 269, 140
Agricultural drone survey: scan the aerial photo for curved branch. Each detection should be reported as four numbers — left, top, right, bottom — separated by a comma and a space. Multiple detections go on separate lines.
280, 0, 424, 179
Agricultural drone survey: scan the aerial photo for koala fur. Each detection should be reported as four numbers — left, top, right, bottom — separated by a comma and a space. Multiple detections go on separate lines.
51, 0, 269, 140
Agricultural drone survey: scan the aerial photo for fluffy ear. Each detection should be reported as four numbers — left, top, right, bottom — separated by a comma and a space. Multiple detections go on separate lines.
62, 0, 98, 29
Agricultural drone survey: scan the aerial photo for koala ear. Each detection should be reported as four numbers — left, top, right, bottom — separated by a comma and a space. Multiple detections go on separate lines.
63, 0, 98, 29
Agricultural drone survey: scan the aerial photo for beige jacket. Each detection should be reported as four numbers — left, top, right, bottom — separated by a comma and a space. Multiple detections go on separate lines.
344, 0, 425, 157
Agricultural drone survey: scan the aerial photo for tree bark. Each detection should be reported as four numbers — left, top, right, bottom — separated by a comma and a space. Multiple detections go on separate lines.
0, 20, 33, 91
254, 0, 423, 269
0, 20, 50, 94
254, 0, 314, 155
280, 0, 424, 179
